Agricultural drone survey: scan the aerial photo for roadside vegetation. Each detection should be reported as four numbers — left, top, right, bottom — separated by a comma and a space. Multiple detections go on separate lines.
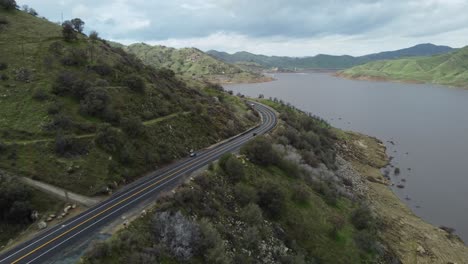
83, 101, 387, 264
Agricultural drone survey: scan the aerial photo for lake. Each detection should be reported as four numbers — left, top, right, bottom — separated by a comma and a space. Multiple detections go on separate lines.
226, 72, 468, 243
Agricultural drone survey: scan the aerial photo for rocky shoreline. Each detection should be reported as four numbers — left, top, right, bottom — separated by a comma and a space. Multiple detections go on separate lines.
338, 131, 468, 264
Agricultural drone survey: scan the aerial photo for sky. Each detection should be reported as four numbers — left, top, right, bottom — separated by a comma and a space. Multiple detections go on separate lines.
17, 0, 468, 56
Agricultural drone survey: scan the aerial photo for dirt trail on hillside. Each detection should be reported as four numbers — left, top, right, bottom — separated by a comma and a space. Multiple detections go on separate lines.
20, 177, 101, 207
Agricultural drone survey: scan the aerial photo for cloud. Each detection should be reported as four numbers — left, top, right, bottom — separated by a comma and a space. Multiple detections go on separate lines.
16, 0, 468, 56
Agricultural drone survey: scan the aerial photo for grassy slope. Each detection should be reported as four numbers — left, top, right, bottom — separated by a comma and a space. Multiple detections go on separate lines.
340, 46, 468, 88
0, 9, 258, 195
207, 44, 454, 70
124, 43, 268, 84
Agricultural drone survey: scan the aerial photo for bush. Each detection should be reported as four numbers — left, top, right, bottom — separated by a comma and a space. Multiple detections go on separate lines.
241, 136, 280, 166
54, 133, 87, 157
0, 177, 33, 224
14, 67, 33, 82
124, 75, 146, 93
354, 230, 378, 253
90, 64, 113, 76
234, 183, 257, 206
351, 205, 374, 230
47, 101, 63, 115
45, 114, 74, 131
62, 21, 77, 42
52, 71, 79, 95
291, 184, 311, 203
79, 87, 110, 116
219, 153, 244, 182
61, 48, 88, 66
257, 181, 286, 219
32, 88, 49, 101
239, 203, 263, 226
0, 17, 8, 26
0, 62, 7, 70
89, 30, 99, 41
95, 124, 124, 153
120, 117, 145, 138
0, 0, 17, 10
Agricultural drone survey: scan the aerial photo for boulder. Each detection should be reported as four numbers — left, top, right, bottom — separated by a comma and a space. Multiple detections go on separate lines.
37, 221, 47, 230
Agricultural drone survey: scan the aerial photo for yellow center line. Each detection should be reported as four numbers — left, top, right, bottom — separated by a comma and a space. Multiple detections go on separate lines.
12, 107, 273, 264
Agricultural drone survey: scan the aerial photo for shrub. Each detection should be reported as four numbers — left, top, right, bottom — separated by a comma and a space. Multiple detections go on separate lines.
90, 64, 113, 76
89, 30, 99, 41
329, 214, 346, 238
47, 101, 63, 115
61, 48, 88, 66
257, 181, 286, 219
95, 124, 124, 153
124, 74, 146, 93
354, 230, 378, 253
79, 87, 110, 116
0, 0, 17, 10
0, 17, 8, 26
0, 62, 7, 70
32, 88, 49, 101
0, 177, 33, 224
219, 153, 244, 182
351, 205, 374, 230
45, 114, 74, 131
54, 133, 87, 157
234, 183, 257, 206
48, 41, 64, 55
241, 136, 280, 166
120, 117, 145, 138
155, 68, 175, 79
52, 71, 79, 95
62, 21, 77, 42
291, 184, 311, 203
239, 203, 263, 226
14, 67, 33, 82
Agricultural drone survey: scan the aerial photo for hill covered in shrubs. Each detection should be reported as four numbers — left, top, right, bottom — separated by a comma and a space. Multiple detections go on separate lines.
83, 101, 396, 264
0, 8, 257, 197
120, 43, 272, 84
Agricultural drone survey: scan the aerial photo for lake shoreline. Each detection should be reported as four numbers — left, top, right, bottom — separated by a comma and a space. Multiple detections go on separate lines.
335, 71, 468, 89
341, 132, 468, 262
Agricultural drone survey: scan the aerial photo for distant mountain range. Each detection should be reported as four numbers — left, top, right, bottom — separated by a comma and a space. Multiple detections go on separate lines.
207, 44, 454, 70
117, 43, 271, 84
339, 46, 468, 88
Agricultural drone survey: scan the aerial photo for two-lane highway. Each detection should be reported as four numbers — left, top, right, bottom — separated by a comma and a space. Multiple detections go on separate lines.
0, 102, 277, 264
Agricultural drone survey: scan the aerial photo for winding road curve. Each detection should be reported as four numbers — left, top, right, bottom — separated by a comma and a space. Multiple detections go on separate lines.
0, 102, 277, 264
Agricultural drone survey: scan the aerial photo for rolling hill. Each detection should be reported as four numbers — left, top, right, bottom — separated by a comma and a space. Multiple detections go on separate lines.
339, 46, 468, 88
120, 43, 271, 84
0, 7, 259, 245
207, 44, 454, 70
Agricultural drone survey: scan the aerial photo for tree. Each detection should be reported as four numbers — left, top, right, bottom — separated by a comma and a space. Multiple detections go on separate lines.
28, 8, 37, 16
0, 0, 17, 10
62, 21, 77, 42
89, 30, 99, 41
124, 75, 146, 93
240, 136, 279, 166
70, 18, 85, 33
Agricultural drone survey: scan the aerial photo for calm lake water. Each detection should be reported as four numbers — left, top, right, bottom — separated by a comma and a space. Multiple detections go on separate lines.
226, 72, 468, 243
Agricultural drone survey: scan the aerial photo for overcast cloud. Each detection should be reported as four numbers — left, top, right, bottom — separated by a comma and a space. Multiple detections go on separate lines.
18, 0, 468, 56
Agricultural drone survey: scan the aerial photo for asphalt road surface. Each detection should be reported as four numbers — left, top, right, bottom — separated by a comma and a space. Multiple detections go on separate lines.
0, 101, 277, 264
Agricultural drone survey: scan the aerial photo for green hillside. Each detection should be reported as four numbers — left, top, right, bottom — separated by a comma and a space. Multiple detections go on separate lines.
122, 43, 270, 84
207, 44, 454, 71
83, 101, 389, 264
0, 8, 258, 196
340, 46, 468, 88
